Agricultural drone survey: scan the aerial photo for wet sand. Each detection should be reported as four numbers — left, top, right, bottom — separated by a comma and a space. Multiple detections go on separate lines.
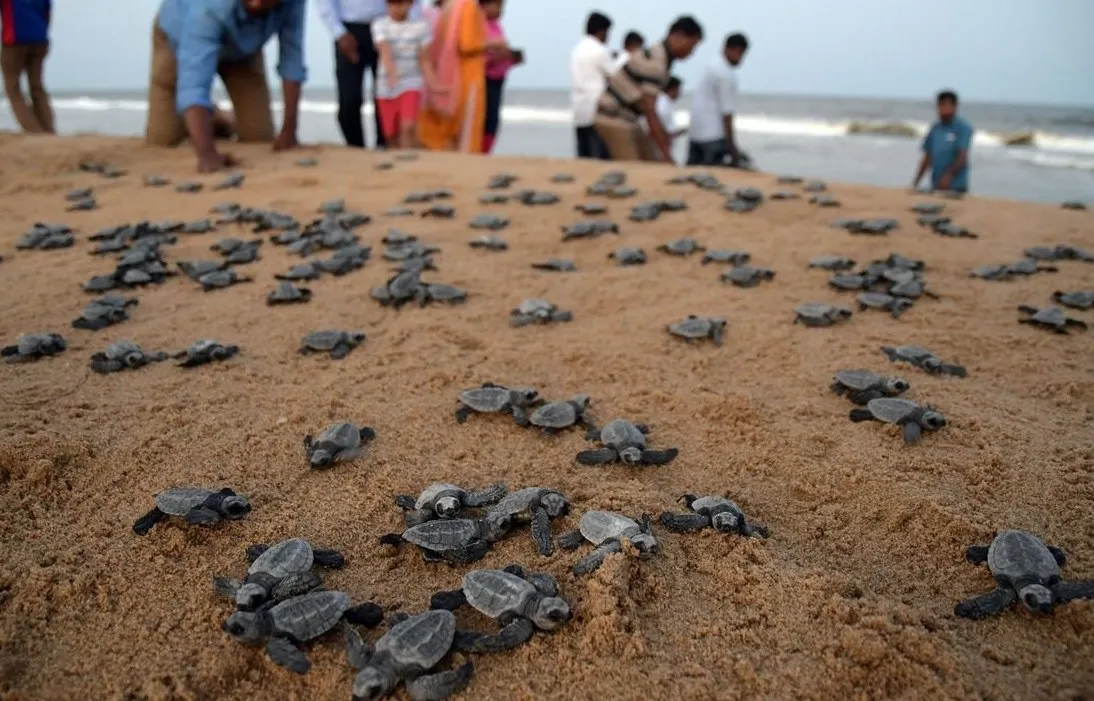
0, 133, 1092, 701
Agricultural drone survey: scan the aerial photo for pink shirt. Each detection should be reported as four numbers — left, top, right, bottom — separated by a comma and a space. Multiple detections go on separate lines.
484, 18, 513, 80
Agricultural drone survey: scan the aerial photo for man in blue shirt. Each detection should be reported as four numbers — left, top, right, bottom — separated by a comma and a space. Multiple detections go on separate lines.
913, 90, 974, 194
146, 0, 307, 172
0, 0, 54, 133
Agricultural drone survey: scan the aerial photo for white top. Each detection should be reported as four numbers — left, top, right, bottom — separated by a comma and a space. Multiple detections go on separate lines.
371, 17, 431, 99
639, 94, 677, 135
315, 0, 423, 39
688, 57, 740, 143
612, 51, 631, 72
570, 35, 617, 127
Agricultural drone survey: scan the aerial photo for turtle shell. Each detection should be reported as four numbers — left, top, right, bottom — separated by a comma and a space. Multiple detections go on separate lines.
462, 569, 536, 620
155, 487, 215, 515
669, 317, 712, 339
425, 284, 466, 302
459, 385, 513, 413
270, 590, 350, 641
529, 401, 577, 428
857, 292, 895, 308
987, 530, 1060, 584
1028, 307, 1067, 327
302, 331, 346, 351
402, 519, 480, 551
703, 249, 751, 265
514, 299, 554, 316
690, 496, 738, 515
865, 397, 919, 424
489, 487, 546, 518
598, 419, 645, 450
249, 538, 314, 578
316, 422, 361, 450
269, 281, 307, 302
376, 609, 456, 671
104, 340, 143, 361
415, 483, 465, 511
834, 369, 885, 391
579, 511, 640, 545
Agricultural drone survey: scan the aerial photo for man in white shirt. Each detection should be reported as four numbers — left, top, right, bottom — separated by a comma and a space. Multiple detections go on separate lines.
687, 32, 750, 167
314, 0, 422, 149
569, 11, 615, 160
640, 76, 684, 140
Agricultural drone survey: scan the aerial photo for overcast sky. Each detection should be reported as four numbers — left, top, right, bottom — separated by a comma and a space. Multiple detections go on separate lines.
44, 0, 1094, 105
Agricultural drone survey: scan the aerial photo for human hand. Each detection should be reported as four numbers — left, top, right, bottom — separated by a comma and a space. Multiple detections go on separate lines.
273, 129, 299, 152
938, 174, 952, 191
336, 33, 359, 63
386, 73, 398, 91
197, 151, 237, 173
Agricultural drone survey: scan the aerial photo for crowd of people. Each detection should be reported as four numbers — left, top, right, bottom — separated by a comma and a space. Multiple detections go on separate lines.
0, 0, 972, 191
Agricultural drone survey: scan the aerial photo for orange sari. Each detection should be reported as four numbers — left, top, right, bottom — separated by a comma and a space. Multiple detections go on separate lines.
417, 0, 487, 152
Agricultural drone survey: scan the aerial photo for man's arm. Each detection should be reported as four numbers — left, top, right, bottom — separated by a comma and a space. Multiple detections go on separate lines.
175, 9, 227, 166
716, 72, 741, 159
939, 124, 972, 188
275, 0, 308, 148
641, 94, 673, 162
912, 129, 933, 188
314, 0, 347, 39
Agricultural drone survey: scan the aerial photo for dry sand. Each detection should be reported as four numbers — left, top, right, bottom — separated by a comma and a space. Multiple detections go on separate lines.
0, 133, 1092, 701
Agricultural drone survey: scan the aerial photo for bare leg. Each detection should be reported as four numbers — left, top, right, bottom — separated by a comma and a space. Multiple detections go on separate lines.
24, 44, 53, 132
1, 45, 44, 132
218, 52, 274, 143
144, 25, 186, 146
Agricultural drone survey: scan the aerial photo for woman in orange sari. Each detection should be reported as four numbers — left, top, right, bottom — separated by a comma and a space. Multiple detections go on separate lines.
417, 0, 493, 152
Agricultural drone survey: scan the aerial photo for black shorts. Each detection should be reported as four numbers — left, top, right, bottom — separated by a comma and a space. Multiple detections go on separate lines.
575, 125, 610, 160
686, 138, 727, 166
484, 76, 504, 136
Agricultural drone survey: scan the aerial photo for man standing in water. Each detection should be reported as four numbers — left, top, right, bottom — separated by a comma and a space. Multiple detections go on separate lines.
0, 0, 54, 133
913, 90, 974, 194
146, 0, 307, 172
687, 32, 749, 168
316, 0, 423, 149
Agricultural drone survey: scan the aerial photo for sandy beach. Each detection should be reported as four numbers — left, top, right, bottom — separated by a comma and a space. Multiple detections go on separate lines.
0, 133, 1092, 701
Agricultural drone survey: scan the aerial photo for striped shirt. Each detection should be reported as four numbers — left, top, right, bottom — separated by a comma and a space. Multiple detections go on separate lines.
596, 42, 672, 122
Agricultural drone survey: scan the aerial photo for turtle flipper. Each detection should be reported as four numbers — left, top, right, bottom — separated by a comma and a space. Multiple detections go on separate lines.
573, 540, 623, 575
454, 405, 473, 423
456, 618, 535, 654
575, 448, 618, 465
464, 482, 507, 507
358, 426, 377, 442
265, 637, 311, 674
965, 545, 989, 564
846, 389, 880, 406
556, 529, 585, 551
526, 571, 559, 597
442, 539, 491, 565
430, 589, 468, 611
303, 435, 315, 459
329, 343, 352, 360
404, 510, 435, 527
634, 423, 650, 434
1047, 546, 1067, 567
343, 602, 384, 627
344, 626, 371, 670
132, 507, 166, 535
246, 543, 269, 562
902, 421, 923, 443
640, 448, 679, 465
395, 494, 417, 510
185, 507, 221, 525
509, 314, 537, 327
1051, 580, 1094, 603
531, 506, 553, 557
405, 661, 474, 701
740, 519, 770, 538
954, 586, 1016, 620
511, 405, 531, 427
584, 426, 601, 441
710, 324, 725, 346
213, 576, 242, 600
940, 363, 967, 378
313, 548, 346, 568
848, 408, 875, 423
658, 512, 710, 533
270, 571, 322, 601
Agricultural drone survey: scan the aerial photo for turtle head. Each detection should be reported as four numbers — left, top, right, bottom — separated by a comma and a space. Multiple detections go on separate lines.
570, 394, 591, 412
219, 495, 252, 520
222, 610, 266, 644
532, 596, 572, 631
234, 582, 269, 611
921, 409, 946, 431
541, 491, 569, 518
482, 511, 512, 541
619, 447, 643, 465
352, 665, 396, 701
630, 533, 659, 558
309, 448, 334, 469
122, 351, 144, 368
885, 377, 910, 395
434, 495, 461, 518
921, 356, 942, 372
711, 511, 741, 534
510, 387, 540, 407
1018, 584, 1054, 614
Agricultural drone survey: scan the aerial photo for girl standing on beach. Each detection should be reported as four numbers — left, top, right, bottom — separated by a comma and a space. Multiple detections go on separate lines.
481, 0, 522, 154
371, 0, 441, 150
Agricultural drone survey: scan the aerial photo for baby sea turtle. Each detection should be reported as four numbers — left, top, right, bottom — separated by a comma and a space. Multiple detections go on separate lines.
530, 258, 576, 272
267, 280, 312, 305
609, 247, 647, 266
176, 182, 203, 193
954, 530, 1094, 620
659, 494, 769, 537
1052, 290, 1094, 310
455, 382, 540, 423
66, 197, 97, 212
769, 190, 801, 200
932, 222, 978, 239
849, 397, 946, 443
347, 609, 471, 701
421, 205, 455, 218
418, 283, 468, 307
295, 157, 318, 167
72, 296, 138, 330
1061, 201, 1087, 211
173, 339, 239, 367
468, 234, 507, 251
510, 299, 573, 327
2, 333, 67, 362
722, 265, 775, 288
857, 291, 914, 318
776, 175, 804, 184
382, 513, 512, 564
724, 198, 759, 213
668, 315, 726, 345
90, 340, 168, 374
305, 422, 376, 469
486, 487, 569, 556
223, 589, 382, 674
429, 568, 571, 652
385, 206, 415, 217
803, 180, 827, 192
396, 482, 508, 525
143, 175, 170, 187
794, 303, 853, 327
557, 511, 659, 575
214, 537, 346, 610
519, 394, 592, 435
478, 193, 509, 205
213, 173, 245, 190
300, 330, 366, 359
132, 486, 251, 535
469, 213, 509, 231
628, 204, 661, 222
178, 259, 226, 281
831, 369, 910, 405
910, 202, 944, 215
551, 173, 575, 183
574, 202, 607, 215
561, 219, 618, 240
881, 345, 966, 377
1017, 305, 1088, 334
702, 249, 751, 266
828, 274, 869, 291
277, 262, 322, 281
577, 419, 678, 466
488, 173, 518, 189
657, 238, 705, 256
810, 194, 841, 207
198, 269, 252, 291
518, 190, 561, 206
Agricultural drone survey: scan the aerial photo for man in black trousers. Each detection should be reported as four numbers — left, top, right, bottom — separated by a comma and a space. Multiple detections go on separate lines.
315, 0, 424, 148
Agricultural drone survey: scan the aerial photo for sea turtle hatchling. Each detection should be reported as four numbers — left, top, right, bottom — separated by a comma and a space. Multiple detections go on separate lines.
849, 397, 946, 443
1061, 201, 1087, 211
72, 296, 138, 330
1052, 290, 1094, 311
421, 204, 455, 218
657, 238, 705, 256
668, 315, 726, 345
659, 494, 769, 537
881, 345, 967, 377
2, 333, 67, 362
66, 197, 97, 212
828, 274, 869, 291
485, 487, 569, 556
418, 283, 468, 306
857, 291, 914, 318
176, 182, 203, 193
132, 486, 251, 535
577, 419, 678, 466
173, 340, 239, 367
557, 511, 660, 575
478, 193, 509, 205
429, 568, 571, 652
517, 190, 561, 206
722, 265, 775, 288
561, 219, 619, 240
954, 530, 1094, 620
551, 173, 575, 183
223, 589, 382, 674
794, 303, 853, 327
1017, 305, 1088, 334
381, 513, 512, 564
910, 202, 945, 215
455, 382, 541, 424
90, 340, 168, 374
803, 180, 827, 192
469, 214, 509, 231
300, 330, 366, 359
628, 204, 661, 222
213, 173, 245, 190
932, 222, 978, 239
304, 422, 377, 468
143, 175, 170, 187
198, 269, 252, 291
468, 235, 507, 251
530, 258, 576, 272
810, 194, 841, 207
831, 369, 910, 405
574, 202, 607, 215
608, 247, 647, 266
347, 609, 472, 701
214, 537, 346, 610
276, 262, 322, 281
519, 394, 592, 435
510, 298, 573, 327
702, 249, 751, 266
267, 280, 312, 305
395, 482, 508, 525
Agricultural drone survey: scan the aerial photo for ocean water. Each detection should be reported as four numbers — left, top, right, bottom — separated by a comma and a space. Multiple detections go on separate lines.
3, 88, 1093, 204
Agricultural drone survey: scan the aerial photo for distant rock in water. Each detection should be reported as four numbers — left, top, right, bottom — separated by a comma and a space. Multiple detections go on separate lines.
1000, 131, 1035, 147
846, 121, 918, 138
